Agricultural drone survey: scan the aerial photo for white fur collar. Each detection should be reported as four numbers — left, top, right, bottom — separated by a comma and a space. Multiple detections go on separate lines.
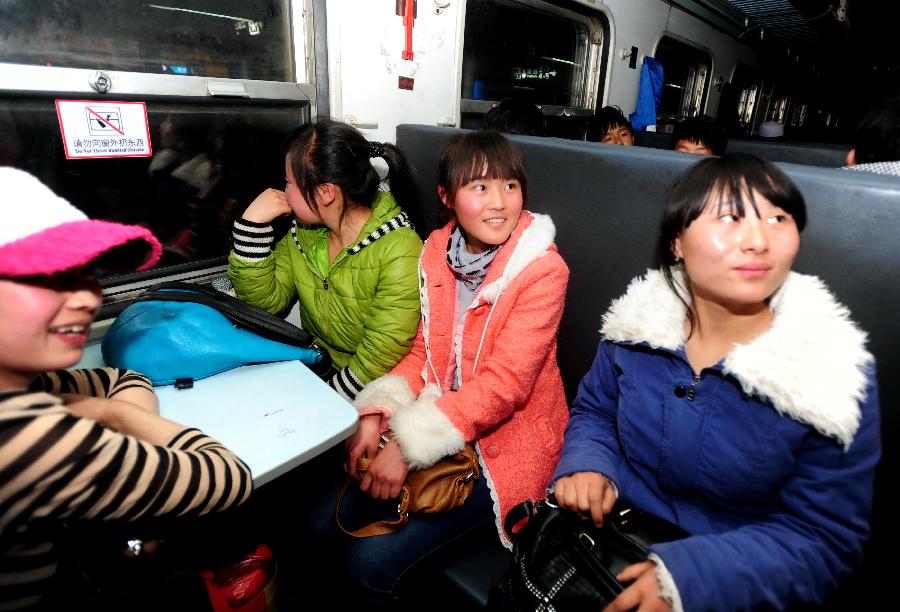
477, 212, 556, 304
601, 269, 872, 448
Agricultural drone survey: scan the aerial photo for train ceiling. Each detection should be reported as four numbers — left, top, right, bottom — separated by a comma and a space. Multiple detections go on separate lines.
719, 0, 900, 72
673, 0, 900, 87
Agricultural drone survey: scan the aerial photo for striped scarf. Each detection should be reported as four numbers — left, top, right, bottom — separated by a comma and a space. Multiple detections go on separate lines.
446, 224, 500, 290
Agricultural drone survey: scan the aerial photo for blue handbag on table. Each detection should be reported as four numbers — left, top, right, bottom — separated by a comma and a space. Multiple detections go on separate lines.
102, 281, 330, 386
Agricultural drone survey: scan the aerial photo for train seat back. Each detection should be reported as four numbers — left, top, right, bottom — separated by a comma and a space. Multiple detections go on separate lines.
633, 129, 849, 167
396, 124, 900, 608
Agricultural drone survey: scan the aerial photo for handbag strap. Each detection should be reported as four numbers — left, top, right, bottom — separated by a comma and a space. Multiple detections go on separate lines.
335, 458, 411, 538
135, 281, 315, 349
503, 499, 537, 541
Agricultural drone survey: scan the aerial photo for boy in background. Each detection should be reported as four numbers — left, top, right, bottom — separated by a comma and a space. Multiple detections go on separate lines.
671, 118, 727, 156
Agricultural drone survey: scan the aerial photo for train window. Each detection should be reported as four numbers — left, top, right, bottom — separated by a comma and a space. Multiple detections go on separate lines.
459, 0, 603, 133
654, 36, 711, 119
790, 103, 808, 128
768, 95, 789, 123
0, 0, 293, 82
737, 84, 758, 124
0, 0, 310, 304
731, 64, 762, 127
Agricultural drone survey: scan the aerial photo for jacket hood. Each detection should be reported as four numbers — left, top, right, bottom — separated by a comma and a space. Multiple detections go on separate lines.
601, 269, 873, 448
474, 211, 557, 305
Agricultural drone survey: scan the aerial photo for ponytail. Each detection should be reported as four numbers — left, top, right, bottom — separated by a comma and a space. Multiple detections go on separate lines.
378, 143, 424, 236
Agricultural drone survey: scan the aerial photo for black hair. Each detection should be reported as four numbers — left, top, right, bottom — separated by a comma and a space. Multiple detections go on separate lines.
586, 106, 633, 141
655, 153, 807, 333
437, 131, 528, 222
282, 118, 421, 230
671, 118, 728, 156
481, 98, 545, 137
852, 94, 900, 164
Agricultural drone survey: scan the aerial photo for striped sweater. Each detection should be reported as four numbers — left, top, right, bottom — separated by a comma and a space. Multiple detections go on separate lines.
0, 368, 252, 610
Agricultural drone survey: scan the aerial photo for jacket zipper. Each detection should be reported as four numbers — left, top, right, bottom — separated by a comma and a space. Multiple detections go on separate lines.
687, 373, 701, 400
297, 227, 354, 338
322, 275, 330, 333
322, 252, 348, 336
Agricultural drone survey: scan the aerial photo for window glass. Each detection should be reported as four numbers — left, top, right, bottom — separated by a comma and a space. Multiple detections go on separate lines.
655, 37, 711, 119
737, 84, 759, 124
790, 103, 808, 127
731, 64, 762, 127
0, 0, 293, 82
1, 96, 307, 287
768, 95, 788, 123
461, 0, 591, 107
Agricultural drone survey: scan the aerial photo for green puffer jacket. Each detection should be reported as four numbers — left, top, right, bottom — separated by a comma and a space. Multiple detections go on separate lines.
228, 192, 422, 400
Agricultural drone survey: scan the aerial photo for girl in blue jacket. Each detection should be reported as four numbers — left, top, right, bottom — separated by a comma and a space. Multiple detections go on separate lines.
552, 154, 880, 611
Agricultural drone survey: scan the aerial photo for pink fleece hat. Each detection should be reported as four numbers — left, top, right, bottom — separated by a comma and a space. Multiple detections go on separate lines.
0, 167, 162, 277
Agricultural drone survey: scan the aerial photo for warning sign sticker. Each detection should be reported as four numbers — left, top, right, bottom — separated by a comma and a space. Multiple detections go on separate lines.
56, 99, 152, 159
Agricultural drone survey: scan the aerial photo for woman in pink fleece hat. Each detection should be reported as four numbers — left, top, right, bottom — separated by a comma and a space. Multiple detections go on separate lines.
0, 167, 252, 610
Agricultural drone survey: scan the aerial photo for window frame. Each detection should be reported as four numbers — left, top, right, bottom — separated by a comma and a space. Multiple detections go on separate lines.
653, 33, 714, 120
730, 63, 763, 128
459, 0, 606, 122
0, 1, 314, 305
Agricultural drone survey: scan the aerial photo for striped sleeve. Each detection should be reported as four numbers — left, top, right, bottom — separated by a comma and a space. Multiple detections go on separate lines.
0, 393, 251, 609
327, 365, 365, 402
0, 394, 252, 536
32, 368, 153, 399
232, 218, 276, 262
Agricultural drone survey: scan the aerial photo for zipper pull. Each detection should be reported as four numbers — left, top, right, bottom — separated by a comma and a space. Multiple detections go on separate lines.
687, 374, 701, 401
323, 278, 329, 290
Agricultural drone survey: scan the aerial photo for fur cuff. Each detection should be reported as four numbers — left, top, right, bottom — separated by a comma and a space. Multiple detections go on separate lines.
353, 375, 415, 416
648, 553, 683, 612
390, 384, 465, 469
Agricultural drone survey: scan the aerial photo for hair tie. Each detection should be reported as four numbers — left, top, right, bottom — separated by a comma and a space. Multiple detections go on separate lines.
368, 141, 385, 158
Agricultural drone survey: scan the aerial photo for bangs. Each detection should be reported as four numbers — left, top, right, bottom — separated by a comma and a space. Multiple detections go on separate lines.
656, 153, 807, 273
681, 154, 807, 231
681, 136, 707, 146
438, 130, 528, 208
457, 150, 522, 186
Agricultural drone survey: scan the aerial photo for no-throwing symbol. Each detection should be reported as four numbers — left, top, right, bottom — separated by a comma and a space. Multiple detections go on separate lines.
86, 106, 124, 135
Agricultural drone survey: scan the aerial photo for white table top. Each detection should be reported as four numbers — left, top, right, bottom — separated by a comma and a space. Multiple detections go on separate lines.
78, 344, 358, 487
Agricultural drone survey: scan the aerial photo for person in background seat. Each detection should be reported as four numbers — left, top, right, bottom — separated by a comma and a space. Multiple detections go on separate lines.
481, 98, 546, 137
588, 106, 635, 146
671, 118, 728, 156
845, 93, 900, 177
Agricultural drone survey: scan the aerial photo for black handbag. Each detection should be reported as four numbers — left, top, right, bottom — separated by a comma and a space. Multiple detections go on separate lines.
492, 498, 688, 611
102, 281, 332, 385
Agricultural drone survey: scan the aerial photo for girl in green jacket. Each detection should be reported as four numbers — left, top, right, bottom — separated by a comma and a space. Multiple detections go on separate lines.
228, 119, 423, 401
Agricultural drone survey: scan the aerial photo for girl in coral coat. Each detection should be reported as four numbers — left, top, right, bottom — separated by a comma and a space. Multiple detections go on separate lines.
311, 131, 570, 604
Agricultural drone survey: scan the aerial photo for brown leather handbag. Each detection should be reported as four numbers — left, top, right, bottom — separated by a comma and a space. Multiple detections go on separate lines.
336, 444, 480, 537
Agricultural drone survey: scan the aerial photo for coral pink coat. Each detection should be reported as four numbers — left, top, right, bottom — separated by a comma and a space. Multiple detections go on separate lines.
354, 211, 570, 547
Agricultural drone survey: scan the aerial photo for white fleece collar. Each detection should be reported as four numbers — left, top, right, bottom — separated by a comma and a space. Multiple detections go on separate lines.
477, 212, 556, 305
601, 269, 872, 448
